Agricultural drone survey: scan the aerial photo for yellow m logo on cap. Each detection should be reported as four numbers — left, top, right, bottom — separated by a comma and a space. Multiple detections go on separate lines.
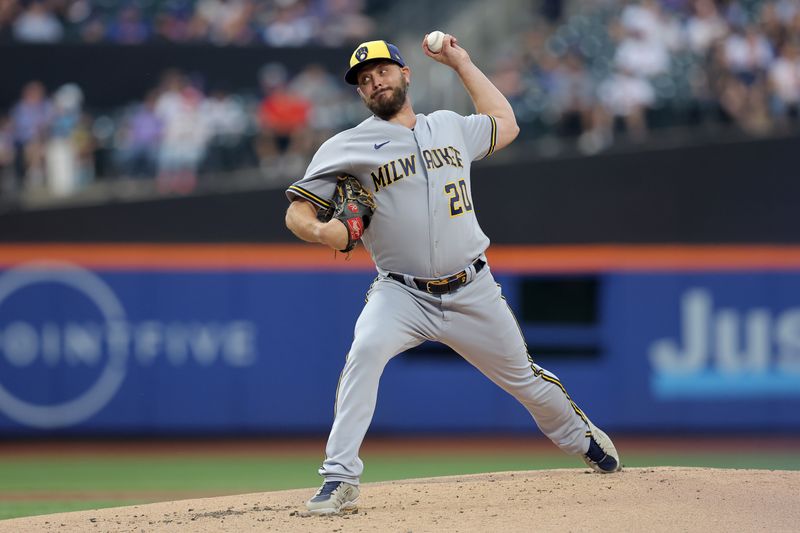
345, 40, 406, 85
350, 41, 392, 68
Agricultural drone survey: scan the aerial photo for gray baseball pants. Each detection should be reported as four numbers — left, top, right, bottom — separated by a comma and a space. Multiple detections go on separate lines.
320, 264, 591, 483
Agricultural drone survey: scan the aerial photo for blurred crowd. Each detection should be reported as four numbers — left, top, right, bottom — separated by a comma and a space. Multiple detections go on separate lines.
3, 0, 800, 201
0, 0, 374, 46
0, 64, 360, 198
491, 0, 800, 152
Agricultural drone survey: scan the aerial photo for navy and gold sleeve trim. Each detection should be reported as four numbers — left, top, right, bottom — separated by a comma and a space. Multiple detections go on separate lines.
288, 185, 332, 209
486, 115, 498, 157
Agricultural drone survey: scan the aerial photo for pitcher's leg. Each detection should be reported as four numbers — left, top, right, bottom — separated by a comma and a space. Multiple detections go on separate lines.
320, 279, 434, 483
440, 270, 589, 456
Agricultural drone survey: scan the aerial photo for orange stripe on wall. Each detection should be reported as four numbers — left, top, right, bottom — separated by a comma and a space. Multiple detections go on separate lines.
0, 244, 374, 271
1, 244, 800, 272
485, 245, 800, 273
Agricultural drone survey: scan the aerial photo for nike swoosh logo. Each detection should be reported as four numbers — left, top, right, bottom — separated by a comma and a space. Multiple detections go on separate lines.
374, 140, 391, 150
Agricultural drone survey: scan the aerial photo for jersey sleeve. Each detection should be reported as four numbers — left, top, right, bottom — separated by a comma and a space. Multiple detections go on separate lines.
285, 135, 350, 209
458, 113, 498, 161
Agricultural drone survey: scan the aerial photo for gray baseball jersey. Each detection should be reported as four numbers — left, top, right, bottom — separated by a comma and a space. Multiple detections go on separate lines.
287, 111, 601, 485
287, 111, 496, 278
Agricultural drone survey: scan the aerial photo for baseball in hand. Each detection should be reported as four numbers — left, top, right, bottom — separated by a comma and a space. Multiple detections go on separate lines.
427, 31, 445, 53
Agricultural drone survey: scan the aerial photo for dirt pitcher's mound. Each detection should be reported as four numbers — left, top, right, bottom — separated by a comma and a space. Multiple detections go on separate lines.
2, 467, 799, 532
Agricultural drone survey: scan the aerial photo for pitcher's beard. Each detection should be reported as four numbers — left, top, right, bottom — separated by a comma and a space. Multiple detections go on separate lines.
365, 80, 408, 120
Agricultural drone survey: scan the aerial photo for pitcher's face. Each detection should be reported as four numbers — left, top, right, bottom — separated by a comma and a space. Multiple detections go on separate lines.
356, 61, 410, 120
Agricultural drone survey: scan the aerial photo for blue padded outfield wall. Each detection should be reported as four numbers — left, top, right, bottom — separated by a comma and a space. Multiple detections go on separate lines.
1, 261, 799, 434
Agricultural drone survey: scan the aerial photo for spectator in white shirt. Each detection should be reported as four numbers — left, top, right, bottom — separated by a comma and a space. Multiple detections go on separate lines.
685, 0, 728, 55
614, 26, 670, 79
12, 1, 63, 43
768, 41, 800, 122
723, 25, 773, 85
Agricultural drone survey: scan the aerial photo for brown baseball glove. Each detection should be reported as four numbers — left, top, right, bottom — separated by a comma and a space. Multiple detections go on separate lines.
317, 175, 377, 252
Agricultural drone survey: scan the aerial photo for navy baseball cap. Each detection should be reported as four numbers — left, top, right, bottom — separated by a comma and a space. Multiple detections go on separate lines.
345, 40, 406, 85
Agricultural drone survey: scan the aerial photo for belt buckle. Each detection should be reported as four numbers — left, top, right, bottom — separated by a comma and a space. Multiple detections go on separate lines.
426, 278, 450, 293
426, 271, 468, 294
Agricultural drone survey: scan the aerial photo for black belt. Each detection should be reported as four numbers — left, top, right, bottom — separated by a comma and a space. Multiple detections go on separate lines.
388, 259, 485, 295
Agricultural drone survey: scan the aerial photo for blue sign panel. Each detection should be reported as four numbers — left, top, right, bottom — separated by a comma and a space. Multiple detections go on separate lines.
1, 263, 799, 434
602, 273, 800, 430
0, 262, 374, 434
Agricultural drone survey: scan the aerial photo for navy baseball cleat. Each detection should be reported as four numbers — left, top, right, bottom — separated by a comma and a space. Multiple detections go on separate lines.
306, 481, 360, 514
583, 421, 622, 473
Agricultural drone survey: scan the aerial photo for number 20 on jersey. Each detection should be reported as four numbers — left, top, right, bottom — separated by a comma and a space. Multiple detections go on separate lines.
445, 179, 473, 217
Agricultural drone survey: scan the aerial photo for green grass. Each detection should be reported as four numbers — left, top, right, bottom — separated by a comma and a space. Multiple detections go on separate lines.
0, 457, 322, 493
0, 501, 147, 521
1, 451, 799, 521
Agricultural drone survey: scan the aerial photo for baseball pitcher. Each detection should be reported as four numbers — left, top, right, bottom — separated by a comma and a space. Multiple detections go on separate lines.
285, 34, 622, 515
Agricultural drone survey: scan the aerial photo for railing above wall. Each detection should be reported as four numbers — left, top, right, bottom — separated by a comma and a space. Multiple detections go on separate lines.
2, 133, 799, 244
